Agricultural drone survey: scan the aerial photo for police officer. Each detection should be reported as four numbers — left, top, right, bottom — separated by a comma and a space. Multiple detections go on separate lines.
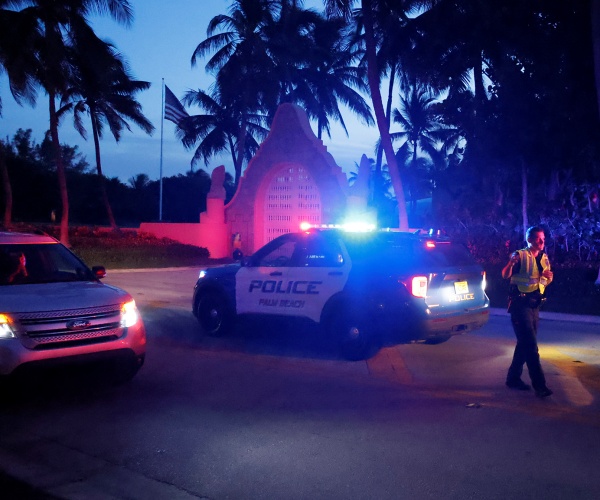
501, 226, 554, 398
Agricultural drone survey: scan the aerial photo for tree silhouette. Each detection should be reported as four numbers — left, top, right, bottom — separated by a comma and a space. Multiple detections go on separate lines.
60, 30, 154, 229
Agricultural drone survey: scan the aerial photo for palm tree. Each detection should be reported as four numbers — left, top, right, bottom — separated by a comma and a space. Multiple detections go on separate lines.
391, 82, 461, 213
60, 29, 154, 230
128, 173, 150, 190
0, 1, 38, 113
391, 84, 449, 166
324, 0, 412, 229
19, 0, 134, 245
193, 1, 374, 183
192, 0, 277, 182
177, 87, 268, 186
290, 13, 374, 139
0, 1, 38, 227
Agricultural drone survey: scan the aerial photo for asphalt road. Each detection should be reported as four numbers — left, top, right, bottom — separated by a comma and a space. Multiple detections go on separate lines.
0, 267, 599, 499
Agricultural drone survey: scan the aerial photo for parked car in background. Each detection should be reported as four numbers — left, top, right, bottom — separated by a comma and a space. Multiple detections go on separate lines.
0, 231, 146, 381
193, 225, 490, 360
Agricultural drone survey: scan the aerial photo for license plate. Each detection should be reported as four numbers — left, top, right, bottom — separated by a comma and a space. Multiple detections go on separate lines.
454, 281, 469, 294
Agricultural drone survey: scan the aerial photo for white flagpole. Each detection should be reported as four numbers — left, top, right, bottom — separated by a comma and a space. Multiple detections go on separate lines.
159, 78, 164, 221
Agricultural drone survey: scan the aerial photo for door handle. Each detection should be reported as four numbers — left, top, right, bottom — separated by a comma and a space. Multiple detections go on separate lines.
270, 271, 283, 276
328, 271, 343, 276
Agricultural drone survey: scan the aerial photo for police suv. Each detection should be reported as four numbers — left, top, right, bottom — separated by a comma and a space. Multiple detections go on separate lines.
192, 225, 490, 360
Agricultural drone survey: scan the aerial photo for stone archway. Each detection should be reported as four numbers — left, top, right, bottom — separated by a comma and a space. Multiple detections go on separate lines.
258, 163, 321, 247
225, 103, 348, 255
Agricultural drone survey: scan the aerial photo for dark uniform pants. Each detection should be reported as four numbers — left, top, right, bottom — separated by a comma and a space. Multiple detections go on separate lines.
506, 300, 547, 390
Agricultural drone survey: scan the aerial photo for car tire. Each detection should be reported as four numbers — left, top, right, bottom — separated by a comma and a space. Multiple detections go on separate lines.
195, 291, 233, 336
329, 308, 379, 361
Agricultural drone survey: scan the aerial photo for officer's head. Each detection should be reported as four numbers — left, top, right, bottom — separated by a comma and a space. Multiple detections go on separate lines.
526, 226, 544, 240
526, 226, 546, 251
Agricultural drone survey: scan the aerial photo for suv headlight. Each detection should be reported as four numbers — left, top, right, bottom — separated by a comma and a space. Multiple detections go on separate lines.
0, 313, 16, 339
120, 300, 140, 328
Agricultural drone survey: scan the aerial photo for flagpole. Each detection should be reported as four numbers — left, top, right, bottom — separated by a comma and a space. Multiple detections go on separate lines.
159, 78, 164, 221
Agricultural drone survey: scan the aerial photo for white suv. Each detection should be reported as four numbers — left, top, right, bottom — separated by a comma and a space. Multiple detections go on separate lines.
0, 231, 146, 381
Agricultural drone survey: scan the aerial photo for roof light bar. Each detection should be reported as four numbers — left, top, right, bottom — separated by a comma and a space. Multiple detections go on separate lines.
299, 222, 376, 233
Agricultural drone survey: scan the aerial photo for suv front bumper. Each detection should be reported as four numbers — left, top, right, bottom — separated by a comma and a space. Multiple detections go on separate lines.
0, 322, 146, 376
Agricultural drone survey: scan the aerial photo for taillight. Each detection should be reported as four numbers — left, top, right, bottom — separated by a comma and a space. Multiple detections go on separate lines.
400, 276, 428, 298
481, 271, 487, 291
411, 276, 428, 298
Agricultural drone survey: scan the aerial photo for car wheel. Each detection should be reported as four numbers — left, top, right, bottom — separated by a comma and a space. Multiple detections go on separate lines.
196, 291, 233, 336
330, 309, 379, 361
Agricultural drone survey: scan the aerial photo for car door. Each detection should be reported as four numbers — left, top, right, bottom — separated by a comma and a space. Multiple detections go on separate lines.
283, 232, 349, 322
235, 234, 296, 316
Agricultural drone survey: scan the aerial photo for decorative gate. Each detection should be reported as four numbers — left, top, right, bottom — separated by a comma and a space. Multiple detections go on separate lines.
263, 164, 321, 244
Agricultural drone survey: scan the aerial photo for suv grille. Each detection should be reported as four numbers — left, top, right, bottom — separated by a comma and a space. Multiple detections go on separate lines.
15, 304, 123, 350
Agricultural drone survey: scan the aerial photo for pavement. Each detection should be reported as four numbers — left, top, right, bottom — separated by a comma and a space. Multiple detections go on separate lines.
2, 268, 598, 498
0, 470, 60, 499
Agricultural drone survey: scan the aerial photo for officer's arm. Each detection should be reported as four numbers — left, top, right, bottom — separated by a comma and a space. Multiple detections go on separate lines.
502, 252, 519, 280
541, 256, 553, 285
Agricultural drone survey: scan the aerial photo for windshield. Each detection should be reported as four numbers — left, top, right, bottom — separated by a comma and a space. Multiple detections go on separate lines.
0, 243, 94, 286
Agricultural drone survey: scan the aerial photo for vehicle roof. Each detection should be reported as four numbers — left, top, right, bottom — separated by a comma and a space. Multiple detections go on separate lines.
307, 227, 451, 243
0, 231, 58, 244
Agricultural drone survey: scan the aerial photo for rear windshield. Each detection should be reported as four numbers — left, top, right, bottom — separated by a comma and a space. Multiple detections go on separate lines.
0, 243, 94, 286
342, 233, 478, 271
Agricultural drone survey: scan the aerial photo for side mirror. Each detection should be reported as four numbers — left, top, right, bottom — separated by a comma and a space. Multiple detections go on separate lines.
92, 266, 106, 279
240, 256, 252, 267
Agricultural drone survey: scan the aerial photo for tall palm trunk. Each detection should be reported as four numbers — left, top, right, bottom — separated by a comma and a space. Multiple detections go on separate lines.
0, 145, 12, 228
49, 91, 70, 246
375, 63, 396, 175
521, 157, 528, 238
228, 134, 242, 186
472, 50, 485, 147
235, 114, 249, 187
90, 110, 118, 229
592, 0, 600, 119
374, 64, 396, 213
362, 0, 408, 229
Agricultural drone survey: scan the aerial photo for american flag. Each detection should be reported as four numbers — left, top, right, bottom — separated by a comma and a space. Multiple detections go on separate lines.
164, 85, 189, 124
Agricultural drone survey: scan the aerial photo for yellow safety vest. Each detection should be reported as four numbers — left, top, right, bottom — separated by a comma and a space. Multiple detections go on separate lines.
510, 248, 551, 294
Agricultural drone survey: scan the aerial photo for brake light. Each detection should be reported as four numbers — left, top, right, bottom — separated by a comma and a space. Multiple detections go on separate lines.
400, 276, 428, 298
481, 271, 487, 291
425, 241, 436, 249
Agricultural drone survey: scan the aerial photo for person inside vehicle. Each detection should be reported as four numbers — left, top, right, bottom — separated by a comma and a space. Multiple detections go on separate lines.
7, 252, 28, 283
